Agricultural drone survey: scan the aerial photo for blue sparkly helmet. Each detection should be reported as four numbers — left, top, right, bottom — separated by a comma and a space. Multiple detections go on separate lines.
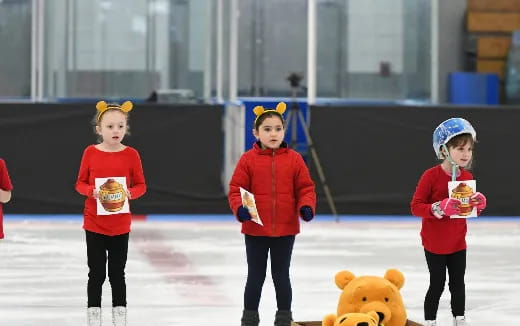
433, 118, 476, 159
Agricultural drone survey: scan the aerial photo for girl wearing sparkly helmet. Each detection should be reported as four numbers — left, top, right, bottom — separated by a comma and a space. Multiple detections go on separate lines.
410, 117, 487, 326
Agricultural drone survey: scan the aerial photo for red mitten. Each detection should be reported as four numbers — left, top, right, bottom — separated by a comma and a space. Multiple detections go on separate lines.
470, 192, 487, 210
440, 198, 462, 216
431, 198, 461, 218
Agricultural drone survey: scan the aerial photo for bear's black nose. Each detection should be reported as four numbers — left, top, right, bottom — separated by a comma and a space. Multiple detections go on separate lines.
356, 323, 369, 326
377, 312, 385, 321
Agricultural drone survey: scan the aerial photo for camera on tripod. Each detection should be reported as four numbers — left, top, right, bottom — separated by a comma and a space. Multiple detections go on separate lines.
287, 72, 304, 89
284, 72, 338, 218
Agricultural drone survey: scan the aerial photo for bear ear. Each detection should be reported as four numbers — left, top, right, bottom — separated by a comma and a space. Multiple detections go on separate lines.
120, 101, 133, 113
322, 313, 337, 326
384, 268, 405, 289
366, 311, 379, 325
96, 101, 108, 112
253, 105, 265, 116
334, 270, 355, 290
275, 101, 286, 114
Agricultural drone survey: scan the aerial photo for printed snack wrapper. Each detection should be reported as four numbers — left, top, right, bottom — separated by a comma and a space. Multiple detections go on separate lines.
240, 187, 263, 226
448, 180, 477, 218
95, 177, 130, 215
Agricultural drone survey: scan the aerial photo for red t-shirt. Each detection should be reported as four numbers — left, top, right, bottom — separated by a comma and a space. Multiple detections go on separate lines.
75, 145, 146, 236
0, 159, 14, 239
410, 165, 475, 254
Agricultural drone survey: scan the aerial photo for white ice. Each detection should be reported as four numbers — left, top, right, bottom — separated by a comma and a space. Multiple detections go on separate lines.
0, 216, 518, 325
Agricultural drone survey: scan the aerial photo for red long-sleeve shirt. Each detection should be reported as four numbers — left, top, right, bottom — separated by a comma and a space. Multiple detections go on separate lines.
0, 159, 13, 239
75, 145, 146, 236
228, 142, 316, 237
410, 165, 475, 254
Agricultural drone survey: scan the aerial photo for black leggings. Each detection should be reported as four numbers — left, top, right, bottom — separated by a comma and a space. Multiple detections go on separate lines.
243, 235, 295, 311
424, 249, 466, 320
86, 230, 129, 307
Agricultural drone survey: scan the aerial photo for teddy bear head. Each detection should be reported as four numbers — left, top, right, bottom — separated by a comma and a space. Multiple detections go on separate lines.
334, 269, 407, 326
322, 311, 379, 326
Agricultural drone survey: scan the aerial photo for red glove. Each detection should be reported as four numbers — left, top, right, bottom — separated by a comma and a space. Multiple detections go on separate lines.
431, 198, 461, 218
470, 192, 487, 210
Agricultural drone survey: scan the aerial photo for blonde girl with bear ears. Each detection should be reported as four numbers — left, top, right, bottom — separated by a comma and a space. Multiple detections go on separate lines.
228, 102, 316, 326
75, 101, 146, 326
411, 118, 487, 326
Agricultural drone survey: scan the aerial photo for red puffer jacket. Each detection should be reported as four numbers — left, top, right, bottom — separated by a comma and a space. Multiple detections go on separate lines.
228, 142, 316, 237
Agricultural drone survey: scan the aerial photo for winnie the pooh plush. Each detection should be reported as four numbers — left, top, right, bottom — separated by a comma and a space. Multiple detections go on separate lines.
322, 311, 379, 326
334, 269, 407, 326
291, 269, 423, 326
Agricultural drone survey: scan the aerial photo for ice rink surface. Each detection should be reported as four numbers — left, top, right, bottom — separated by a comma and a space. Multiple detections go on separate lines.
0, 215, 518, 326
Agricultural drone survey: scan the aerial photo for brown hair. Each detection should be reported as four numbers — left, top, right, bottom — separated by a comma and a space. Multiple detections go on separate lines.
446, 133, 474, 150
254, 111, 285, 130
443, 133, 476, 168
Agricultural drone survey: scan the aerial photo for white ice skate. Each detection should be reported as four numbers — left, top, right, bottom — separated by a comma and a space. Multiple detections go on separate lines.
112, 306, 127, 326
454, 316, 467, 326
87, 307, 102, 326
425, 320, 436, 326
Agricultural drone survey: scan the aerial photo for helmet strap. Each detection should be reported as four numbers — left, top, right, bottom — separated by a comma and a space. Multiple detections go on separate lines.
442, 144, 458, 182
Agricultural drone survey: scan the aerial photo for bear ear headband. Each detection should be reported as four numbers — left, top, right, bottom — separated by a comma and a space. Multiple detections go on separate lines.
96, 100, 133, 123
253, 102, 287, 125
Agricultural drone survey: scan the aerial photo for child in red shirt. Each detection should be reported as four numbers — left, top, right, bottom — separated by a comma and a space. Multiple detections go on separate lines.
411, 118, 487, 326
228, 102, 316, 326
0, 158, 13, 239
75, 101, 146, 326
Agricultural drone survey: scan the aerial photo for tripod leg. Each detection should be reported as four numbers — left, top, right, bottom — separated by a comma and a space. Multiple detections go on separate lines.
285, 110, 294, 148
285, 110, 292, 136
296, 110, 339, 221
290, 105, 298, 149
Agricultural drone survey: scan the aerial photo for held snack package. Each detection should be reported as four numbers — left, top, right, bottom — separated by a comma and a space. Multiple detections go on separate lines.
95, 177, 130, 215
240, 187, 263, 225
448, 180, 477, 218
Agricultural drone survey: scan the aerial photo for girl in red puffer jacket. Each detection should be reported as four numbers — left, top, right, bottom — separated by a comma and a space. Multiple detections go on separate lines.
228, 102, 316, 326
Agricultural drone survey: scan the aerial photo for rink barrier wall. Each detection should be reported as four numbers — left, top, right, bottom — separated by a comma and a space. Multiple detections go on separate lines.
0, 102, 518, 215
4, 214, 519, 222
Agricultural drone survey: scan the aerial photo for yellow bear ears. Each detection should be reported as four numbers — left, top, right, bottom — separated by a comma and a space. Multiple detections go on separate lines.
253, 101, 286, 117
334, 268, 405, 290
96, 100, 133, 123
384, 268, 405, 289
253, 102, 286, 125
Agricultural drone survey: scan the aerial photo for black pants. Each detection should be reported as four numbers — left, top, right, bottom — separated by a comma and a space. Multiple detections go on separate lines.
424, 248, 466, 320
244, 234, 295, 311
86, 230, 129, 308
